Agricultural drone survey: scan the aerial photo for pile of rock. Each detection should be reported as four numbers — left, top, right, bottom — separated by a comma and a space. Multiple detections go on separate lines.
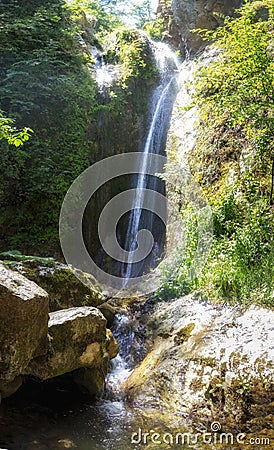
0, 261, 118, 401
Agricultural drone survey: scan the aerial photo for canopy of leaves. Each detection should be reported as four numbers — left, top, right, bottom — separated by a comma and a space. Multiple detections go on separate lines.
194, 0, 274, 160
0, 0, 111, 252
0, 0, 160, 254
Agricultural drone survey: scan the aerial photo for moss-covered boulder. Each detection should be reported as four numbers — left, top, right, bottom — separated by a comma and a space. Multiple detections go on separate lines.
2, 258, 105, 312
0, 259, 119, 399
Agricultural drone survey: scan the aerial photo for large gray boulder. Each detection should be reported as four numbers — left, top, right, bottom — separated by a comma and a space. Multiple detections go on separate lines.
27, 307, 116, 376
0, 263, 49, 398
27, 307, 118, 395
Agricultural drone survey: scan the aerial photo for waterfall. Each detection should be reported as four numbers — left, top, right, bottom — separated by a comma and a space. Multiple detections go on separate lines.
122, 42, 180, 282
101, 42, 182, 401
88, 45, 118, 92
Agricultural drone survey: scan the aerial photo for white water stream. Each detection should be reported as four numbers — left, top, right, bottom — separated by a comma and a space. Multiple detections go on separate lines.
122, 42, 180, 282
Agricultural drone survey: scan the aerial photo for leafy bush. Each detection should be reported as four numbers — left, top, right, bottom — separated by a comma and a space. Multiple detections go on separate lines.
0, 111, 32, 147
0, 0, 118, 252
104, 27, 157, 85
0, 0, 160, 255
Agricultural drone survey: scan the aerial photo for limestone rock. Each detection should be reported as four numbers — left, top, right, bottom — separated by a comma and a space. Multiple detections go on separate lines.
106, 329, 119, 359
0, 263, 49, 397
28, 307, 107, 380
170, 0, 242, 56
125, 295, 274, 432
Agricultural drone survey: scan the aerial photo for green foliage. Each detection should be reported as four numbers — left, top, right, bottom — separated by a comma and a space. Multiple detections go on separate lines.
144, 16, 166, 40
0, 111, 32, 147
0, 250, 55, 263
194, 0, 274, 199
191, 0, 274, 307
157, 0, 274, 308
0, 0, 160, 253
105, 27, 158, 85
129, 0, 155, 28
195, 2, 274, 132
199, 194, 274, 307
0, 0, 105, 251
67, 0, 122, 45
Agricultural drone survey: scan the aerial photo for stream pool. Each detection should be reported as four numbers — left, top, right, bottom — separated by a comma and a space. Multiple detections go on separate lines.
0, 378, 141, 450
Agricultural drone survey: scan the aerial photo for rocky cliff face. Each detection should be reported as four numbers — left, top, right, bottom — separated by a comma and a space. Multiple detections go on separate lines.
162, 0, 243, 56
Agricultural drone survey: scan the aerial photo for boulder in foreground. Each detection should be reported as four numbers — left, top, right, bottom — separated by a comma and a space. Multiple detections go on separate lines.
0, 263, 49, 398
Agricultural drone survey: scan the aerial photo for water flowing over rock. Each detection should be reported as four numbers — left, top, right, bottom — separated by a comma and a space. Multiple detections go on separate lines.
122, 41, 180, 282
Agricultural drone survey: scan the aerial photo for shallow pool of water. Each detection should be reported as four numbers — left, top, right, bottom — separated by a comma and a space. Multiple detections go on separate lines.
0, 378, 142, 450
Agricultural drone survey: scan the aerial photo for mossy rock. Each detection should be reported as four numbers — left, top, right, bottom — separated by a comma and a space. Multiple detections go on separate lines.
2, 258, 105, 312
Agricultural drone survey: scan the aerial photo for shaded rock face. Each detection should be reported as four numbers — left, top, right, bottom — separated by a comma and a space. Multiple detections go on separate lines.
125, 295, 274, 432
156, 0, 182, 50
170, 0, 242, 56
0, 263, 49, 398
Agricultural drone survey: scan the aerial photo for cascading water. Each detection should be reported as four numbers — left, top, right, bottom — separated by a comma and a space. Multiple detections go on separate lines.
89, 45, 118, 93
122, 42, 180, 282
